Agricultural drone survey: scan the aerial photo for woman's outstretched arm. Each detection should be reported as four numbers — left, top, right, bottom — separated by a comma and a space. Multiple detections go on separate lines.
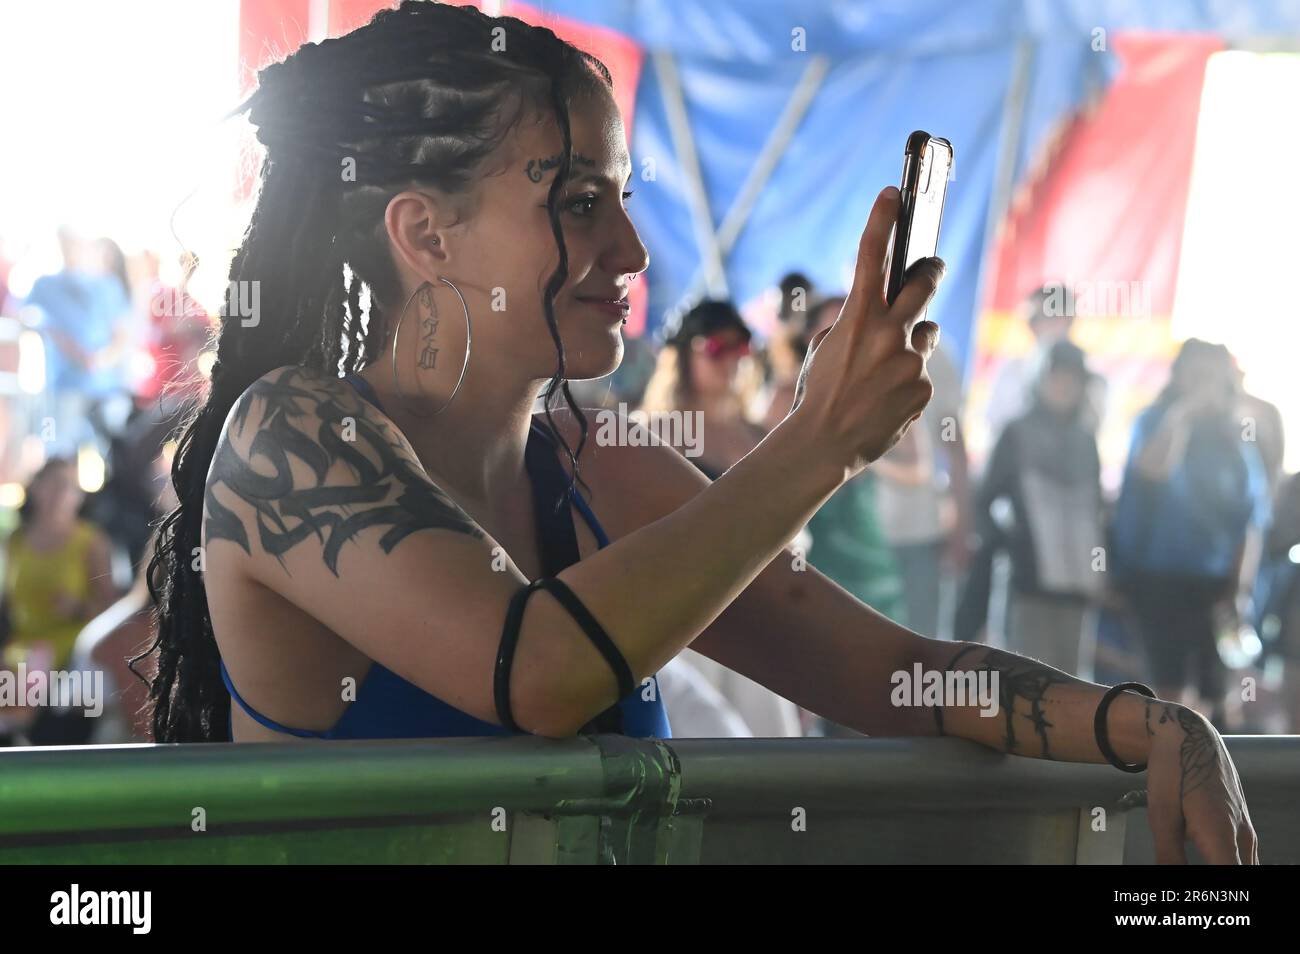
596, 426, 1256, 864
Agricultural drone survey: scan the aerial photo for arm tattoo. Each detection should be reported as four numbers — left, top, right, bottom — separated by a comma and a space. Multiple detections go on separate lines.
524, 151, 597, 182
1143, 697, 1179, 739
204, 366, 483, 575
933, 643, 980, 736
1144, 700, 1219, 801
1175, 706, 1218, 801
936, 645, 1072, 758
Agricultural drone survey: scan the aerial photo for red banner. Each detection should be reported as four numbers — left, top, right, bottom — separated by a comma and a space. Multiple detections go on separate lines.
966, 32, 1223, 487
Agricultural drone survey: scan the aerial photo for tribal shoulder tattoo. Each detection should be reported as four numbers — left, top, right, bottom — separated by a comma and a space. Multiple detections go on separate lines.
203, 366, 483, 575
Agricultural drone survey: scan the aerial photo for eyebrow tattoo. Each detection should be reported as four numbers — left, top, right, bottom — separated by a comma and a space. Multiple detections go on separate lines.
524, 152, 599, 183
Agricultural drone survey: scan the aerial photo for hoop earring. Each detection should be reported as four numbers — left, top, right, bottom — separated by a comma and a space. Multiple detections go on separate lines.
391, 277, 472, 418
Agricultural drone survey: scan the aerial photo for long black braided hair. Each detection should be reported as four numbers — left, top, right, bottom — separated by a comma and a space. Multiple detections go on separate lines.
138, 1, 613, 742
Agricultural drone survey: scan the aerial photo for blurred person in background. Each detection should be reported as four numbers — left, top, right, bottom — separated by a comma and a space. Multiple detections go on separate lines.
654, 653, 756, 737
955, 281, 1103, 644
0, 241, 14, 317
71, 448, 178, 742
78, 249, 213, 569
139, 251, 213, 408
0, 457, 117, 744
639, 299, 802, 736
968, 340, 1104, 677
640, 299, 766, 481
96, 238, 133, 310
1110, 340, 1271, 725
872, 334, 972, 639
88, 236, 147, 432
1231, 355, 1284, 495
20, 227, 133, 453
1255, 472, 1300, 732
984, 281, 1105, 442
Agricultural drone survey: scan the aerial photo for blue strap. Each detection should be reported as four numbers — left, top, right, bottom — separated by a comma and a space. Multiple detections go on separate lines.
347, 376, 610, 547
220, 660, 328, 739
569, 489, 611, 548
344, 372, 384, 414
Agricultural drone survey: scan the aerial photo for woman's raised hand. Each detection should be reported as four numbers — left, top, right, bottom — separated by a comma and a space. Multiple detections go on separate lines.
788, 186, 946, 480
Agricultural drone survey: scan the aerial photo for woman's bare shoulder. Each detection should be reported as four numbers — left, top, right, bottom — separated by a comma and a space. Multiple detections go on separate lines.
230, 365, 365, 416
219, 365, 418, 463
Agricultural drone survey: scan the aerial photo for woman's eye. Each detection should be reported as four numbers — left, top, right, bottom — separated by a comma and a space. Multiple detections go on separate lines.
561, 191, 633, 217
567, 194, 598, 216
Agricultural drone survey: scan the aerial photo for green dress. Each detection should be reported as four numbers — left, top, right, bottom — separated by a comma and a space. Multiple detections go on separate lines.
805, 472, 905, 623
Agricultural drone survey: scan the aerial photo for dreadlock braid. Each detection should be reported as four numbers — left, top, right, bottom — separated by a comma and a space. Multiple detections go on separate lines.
138, 0, 614, 742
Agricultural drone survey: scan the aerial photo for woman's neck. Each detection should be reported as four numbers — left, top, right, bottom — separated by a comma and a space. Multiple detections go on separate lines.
358, 362, 546, 522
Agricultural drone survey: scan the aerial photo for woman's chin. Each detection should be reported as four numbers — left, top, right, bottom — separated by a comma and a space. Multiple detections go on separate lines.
560, 329, 624, 381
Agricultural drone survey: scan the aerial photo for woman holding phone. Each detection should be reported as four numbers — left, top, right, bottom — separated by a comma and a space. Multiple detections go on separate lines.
142, 2, 1255, 864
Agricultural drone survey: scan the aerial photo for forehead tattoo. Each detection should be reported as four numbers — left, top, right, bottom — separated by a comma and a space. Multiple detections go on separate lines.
524, 152, 598, 182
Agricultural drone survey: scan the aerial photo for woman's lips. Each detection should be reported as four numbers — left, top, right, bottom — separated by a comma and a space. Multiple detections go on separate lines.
577, 297, 631, 319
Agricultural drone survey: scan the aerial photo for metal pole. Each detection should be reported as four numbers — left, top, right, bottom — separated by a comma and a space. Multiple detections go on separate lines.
653, 50, 730, 302
670, 54, 830, 317
965, 36, 1037, 387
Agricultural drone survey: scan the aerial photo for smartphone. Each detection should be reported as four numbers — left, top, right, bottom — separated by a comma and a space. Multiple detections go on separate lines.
885, 131, 953, 316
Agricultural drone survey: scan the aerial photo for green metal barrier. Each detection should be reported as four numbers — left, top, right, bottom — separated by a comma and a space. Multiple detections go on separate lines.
0, 736, 1295, 863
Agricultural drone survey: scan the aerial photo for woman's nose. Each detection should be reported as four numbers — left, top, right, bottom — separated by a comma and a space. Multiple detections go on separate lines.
604, 214, 649, 279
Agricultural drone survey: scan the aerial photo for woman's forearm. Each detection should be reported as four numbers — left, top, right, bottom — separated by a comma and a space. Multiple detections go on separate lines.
916, 641, 1159, 765
537, 420, 844, 733
921, 642, 1229, 808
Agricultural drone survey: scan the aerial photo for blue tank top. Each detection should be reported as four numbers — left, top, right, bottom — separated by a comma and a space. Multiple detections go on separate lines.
220, 373, 672, 740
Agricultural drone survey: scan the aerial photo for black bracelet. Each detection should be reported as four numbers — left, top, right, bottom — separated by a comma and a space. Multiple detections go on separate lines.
494, 577, 636, 735
495, 579, 548, 733
1094, 682, 1156, 773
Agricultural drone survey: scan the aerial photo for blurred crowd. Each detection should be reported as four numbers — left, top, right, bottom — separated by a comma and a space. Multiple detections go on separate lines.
2, 236, 1298, 744
573, 277, 1300, 740
0, 227, 206, 744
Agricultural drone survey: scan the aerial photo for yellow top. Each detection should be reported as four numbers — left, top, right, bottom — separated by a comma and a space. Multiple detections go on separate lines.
3, 520, 99, 670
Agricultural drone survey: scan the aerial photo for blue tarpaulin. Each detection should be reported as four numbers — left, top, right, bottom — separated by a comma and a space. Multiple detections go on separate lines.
536, 0, 1300, 370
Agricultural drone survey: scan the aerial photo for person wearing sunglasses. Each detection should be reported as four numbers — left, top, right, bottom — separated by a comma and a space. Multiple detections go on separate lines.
639, 299, 765, 482
639, 300, 804, 737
